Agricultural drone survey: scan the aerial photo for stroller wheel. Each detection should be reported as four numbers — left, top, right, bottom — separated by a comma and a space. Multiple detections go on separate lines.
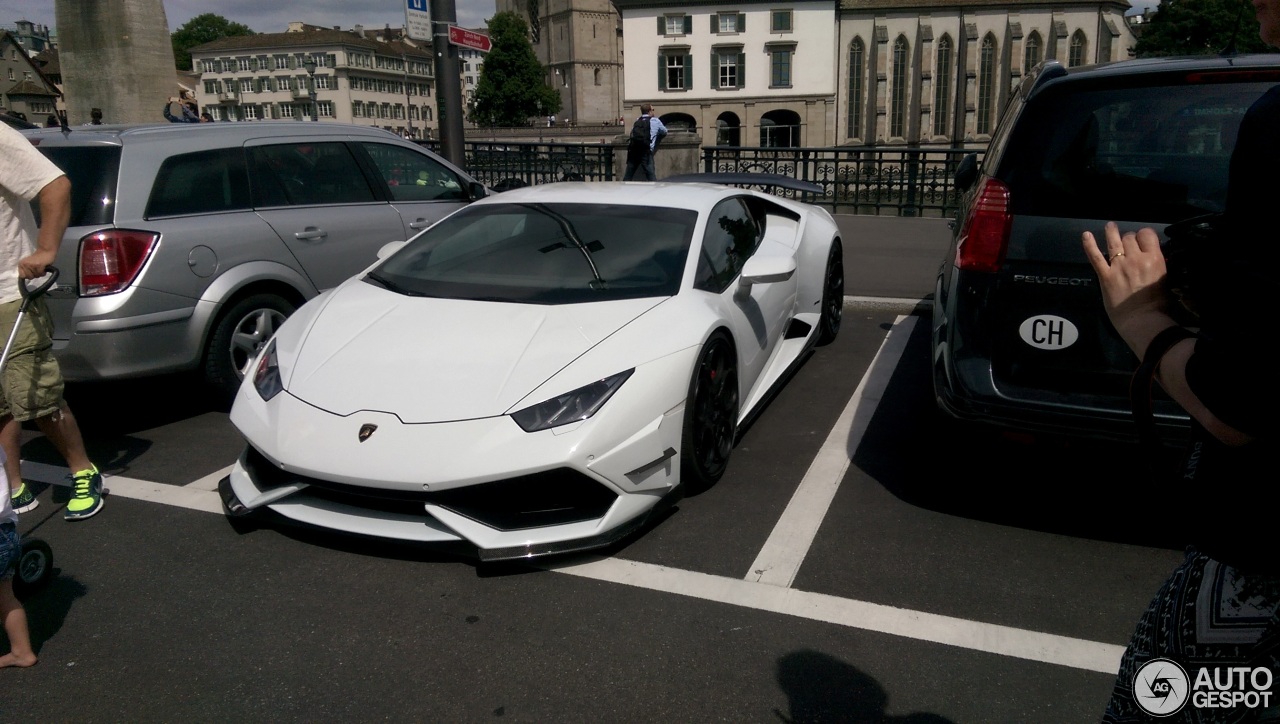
13, 539, 53, 597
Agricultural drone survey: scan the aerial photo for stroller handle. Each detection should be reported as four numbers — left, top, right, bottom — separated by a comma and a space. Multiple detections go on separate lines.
19, 265, 60, 305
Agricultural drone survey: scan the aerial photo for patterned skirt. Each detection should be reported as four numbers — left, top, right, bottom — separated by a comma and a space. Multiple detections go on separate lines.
1103, 549, 1280, 723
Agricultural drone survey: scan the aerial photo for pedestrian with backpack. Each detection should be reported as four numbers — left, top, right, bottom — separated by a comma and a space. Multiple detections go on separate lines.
623, 104, 668, 182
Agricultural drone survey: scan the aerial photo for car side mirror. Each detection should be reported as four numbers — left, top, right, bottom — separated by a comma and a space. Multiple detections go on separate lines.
377, 240, 407, 259
954, 153, 978, 193
739, 255, 796, 288
469, 181, 488, 200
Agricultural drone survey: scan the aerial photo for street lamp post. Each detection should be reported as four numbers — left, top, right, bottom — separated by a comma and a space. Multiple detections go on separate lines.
302, 55, 318, 122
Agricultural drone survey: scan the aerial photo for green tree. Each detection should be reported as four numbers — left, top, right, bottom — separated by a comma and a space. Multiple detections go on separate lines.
1134, 0, 1273, 57
470, 12, 561, 127
171, 13, 254, 71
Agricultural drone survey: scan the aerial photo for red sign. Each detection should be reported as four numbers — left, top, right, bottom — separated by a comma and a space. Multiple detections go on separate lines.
448, 26, 491, 52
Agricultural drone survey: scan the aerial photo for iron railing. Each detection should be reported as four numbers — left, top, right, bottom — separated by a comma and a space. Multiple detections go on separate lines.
702, 146, 983, 217
419, 140, 983, 217
419, 140, 615, 190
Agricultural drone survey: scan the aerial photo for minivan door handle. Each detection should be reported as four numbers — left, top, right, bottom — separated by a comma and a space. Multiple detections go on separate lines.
294, 227, 327, 240
408, 218, 431, 230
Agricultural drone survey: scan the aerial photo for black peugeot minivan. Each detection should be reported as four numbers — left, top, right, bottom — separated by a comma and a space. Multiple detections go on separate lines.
932, 54, 1280, 440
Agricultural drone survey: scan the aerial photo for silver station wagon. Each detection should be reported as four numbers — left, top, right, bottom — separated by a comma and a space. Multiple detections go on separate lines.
25, 122, 486, 395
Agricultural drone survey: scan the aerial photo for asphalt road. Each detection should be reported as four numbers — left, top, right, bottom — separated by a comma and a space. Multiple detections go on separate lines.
6, 296, 1184, 722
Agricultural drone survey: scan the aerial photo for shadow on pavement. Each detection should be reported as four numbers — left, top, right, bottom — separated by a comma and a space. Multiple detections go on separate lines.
20, 372, 232, 478
853, 319, 1185, 551
775, 649, 953, 723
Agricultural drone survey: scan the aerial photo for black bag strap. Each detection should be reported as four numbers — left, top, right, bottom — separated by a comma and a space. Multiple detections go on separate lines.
1130, 325, 1198, 451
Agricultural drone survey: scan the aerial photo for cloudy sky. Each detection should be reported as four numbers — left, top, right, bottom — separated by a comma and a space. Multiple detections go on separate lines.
4, 0, 499, 34
8, 0, 1163, 34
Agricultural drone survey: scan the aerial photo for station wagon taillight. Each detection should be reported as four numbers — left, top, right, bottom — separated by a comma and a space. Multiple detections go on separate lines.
79, 229, 159, 296
955, 178, 1011, 273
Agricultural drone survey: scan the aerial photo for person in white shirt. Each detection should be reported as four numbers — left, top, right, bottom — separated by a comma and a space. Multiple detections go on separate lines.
0, 123, 103, 522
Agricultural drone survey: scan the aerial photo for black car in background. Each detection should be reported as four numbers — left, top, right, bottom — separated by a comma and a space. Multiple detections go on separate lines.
1, 112, 38, 130
932, 55, 1280, 440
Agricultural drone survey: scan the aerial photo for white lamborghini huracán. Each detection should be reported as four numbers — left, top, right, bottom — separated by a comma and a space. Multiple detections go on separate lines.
221, 179, 844, 560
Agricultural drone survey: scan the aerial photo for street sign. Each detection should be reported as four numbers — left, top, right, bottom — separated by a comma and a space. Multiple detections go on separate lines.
405, 0, 431, 42
448, 25, 491, 52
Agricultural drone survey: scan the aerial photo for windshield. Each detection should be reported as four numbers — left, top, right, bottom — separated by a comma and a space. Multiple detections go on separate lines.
367, 202, 698, 304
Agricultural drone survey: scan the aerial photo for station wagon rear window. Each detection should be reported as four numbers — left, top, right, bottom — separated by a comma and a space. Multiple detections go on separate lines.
37, 146, 121, 226
1001, 80, 1278, 221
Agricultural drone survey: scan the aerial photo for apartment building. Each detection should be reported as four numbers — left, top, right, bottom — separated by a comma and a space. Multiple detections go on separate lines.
614, 0, 838, 147
189, 26, 436, 138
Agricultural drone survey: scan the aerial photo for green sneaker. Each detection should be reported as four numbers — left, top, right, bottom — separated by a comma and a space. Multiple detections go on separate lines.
65, 466, 103, 521
11, 481, 38, 514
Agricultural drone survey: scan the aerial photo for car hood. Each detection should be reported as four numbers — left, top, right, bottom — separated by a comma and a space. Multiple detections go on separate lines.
284, 280, 666, 422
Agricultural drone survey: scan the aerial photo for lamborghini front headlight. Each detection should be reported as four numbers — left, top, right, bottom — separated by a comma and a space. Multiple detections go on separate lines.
510, 369, 634, 432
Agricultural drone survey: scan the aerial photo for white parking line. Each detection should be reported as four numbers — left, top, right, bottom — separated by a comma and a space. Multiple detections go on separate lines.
548, 556, 1125, 675
746, 315, 916, 587
20, 460, 224, 515
185, 465, 235, 491
15, 316, 1125, 676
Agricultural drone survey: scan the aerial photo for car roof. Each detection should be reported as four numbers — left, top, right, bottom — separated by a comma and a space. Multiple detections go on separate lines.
21, 120, 409, 147
1029, 53, 1280, 98
474, 181, 754, 212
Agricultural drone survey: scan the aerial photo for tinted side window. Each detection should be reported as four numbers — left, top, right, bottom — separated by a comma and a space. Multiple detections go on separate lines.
37, 146, 122, 226
360, 142, 466, 202
248, 142, 376, 207
145, 147, 251, 218
1002, 80, 1276, 221
695, 198, 761, 292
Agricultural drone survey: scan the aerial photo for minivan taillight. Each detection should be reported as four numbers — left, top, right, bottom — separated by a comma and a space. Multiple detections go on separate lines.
955, 178, 1011, 273
79, 230, 159, 297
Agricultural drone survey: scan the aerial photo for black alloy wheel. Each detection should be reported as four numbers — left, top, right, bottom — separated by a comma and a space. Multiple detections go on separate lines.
681, 332, 739, 493
817, 239, 844, 345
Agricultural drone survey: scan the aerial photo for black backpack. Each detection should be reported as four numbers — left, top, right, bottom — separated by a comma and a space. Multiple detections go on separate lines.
627, 116, 650, 161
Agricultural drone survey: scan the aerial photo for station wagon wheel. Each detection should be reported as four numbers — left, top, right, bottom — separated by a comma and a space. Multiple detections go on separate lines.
680, 332, 739, 493
817, 240, 843, 345
205, 294, 297, 398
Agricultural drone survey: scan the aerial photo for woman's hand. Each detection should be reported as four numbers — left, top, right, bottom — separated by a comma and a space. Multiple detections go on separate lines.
1082, 222, 1175, 355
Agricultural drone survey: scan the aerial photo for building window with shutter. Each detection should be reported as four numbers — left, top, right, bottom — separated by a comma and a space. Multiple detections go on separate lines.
847, 38, 864, 140
662, 15, 691, 36
977, 34, 997, 135
934, 35, 952, 138
771, 10, 793, 33
890, 36, 909, 137
716, 13, 744, 34
662, 53, 688, 90
714, 50, 743, 89
769, 46, 793, 88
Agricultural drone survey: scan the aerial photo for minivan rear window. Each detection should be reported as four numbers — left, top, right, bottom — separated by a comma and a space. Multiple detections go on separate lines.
37, 146, 121, 227
1000, 80, 1278, 222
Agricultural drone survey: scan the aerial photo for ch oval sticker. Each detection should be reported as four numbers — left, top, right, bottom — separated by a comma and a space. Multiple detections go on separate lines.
1018, 315, 1079, 350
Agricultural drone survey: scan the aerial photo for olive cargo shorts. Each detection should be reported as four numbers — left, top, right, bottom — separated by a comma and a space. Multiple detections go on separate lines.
0, 296, 65, 421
